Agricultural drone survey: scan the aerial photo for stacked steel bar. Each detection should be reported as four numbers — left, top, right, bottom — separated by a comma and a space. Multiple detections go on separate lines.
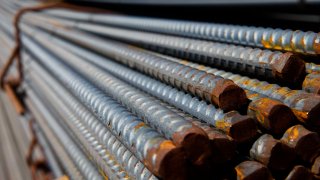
1, 0, 320, 180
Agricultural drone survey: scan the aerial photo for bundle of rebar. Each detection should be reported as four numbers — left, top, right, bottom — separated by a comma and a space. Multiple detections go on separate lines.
1, 1, 320, 180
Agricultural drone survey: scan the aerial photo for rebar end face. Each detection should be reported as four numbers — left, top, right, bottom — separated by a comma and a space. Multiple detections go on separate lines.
207, 131, 236, 164
173, 125, 211, 166
216, 111, 257, 144
146, 141, 187, 179
303, 72, 320, 95
281, 125, 320, 163
212, 79, 249, 111
235, 161, 273, 180
248, 98, 296, 135
285, 165, 314, 180
312, 156, 320, 176
271, 52, 306, 87
292, 95, 320, 128
250, 134, 296, 171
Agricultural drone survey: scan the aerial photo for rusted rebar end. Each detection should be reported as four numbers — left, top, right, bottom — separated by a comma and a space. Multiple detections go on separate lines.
312, 156, 320, 176
285, 165, 314, 180
281, 125, 320, 163
212, 79, 249, 111
174, 125, 211, 166
235, 161, 273, 180
303, 72, 320, 94
248, 98, 296, 135
292, 94, 320, 127
250, 134, 296, 171
146, 141, 187, 179
271, 52, 306, 86
216, 111, 257, 143
208, 131, 236, 164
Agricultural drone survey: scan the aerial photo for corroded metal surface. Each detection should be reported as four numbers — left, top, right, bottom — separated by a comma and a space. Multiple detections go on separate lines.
235, 161, 273, 180
285, 165, 314, 180
281, 125, 320, 163
176, 60, 320, 128
250, 134, 296, 171
303, 72, 320, 94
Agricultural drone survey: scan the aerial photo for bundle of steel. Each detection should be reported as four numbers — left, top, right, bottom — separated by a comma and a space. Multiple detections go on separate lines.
1, 1, 320, 180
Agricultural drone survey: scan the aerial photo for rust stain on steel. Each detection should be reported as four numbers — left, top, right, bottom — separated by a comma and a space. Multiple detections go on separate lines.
211, 79, 248, 112
250, 134, 296, 171
176, 115, 236, 165
235, 161, 273, 180
214, 111, 257, 143
270, 52, 306, 86
281, 125, 320, 163
285, 165, 314, 180
303, 72, 320, 94
248, 97, 296, 135
145, 141, 187, 179
172, 124, 211, 166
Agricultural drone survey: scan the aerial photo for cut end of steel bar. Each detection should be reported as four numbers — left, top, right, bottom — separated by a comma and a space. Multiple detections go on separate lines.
281, 125, 320, 163
312, 156, 320, 176
146, 140, 187, 179
248, 98, 296, 135
250, 134, 296, 171
207, 130, 236, 165
285, 165, 314, 180
173, 125, 211, 166
235, 161, 273, 180
271, 52, 306, 87
292, 94, 320, 127
216, 111, 258, 144
212, 79, 249, 111
303, 72, 320, 95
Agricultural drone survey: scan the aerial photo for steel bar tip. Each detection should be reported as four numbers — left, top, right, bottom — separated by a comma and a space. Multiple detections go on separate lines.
235, 161, 273, 180
303, 72, 320, 95
250, 134, 296, 172
281, 125, 320, 163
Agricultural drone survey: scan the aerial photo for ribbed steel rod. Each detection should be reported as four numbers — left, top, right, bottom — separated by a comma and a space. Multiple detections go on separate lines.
24, 26, 212, 166
43, 30, 257, 142
26, 97, 89, 180
25, 54, 158, 180
26, 89, 104, 180
177, 60, 320, 128
31, 25, 295, 135
0, 93, 32, 180
22, 34, 185, 179
158, 100, 236, 166
32, 123, 64, 178
26, 76, 129, 180
25, 14, 307, 86
44, 9, 320, 55
23, 19, 248, 112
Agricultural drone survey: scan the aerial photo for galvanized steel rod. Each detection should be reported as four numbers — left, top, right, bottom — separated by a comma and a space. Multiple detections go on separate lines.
23, 26, 212, 166
21, 33, 185, 179
25, 89, 104, 180
22, 19, 249, 112
24, 54, 158, 180
43, 9, 320, 55
25, 14, 307, 87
